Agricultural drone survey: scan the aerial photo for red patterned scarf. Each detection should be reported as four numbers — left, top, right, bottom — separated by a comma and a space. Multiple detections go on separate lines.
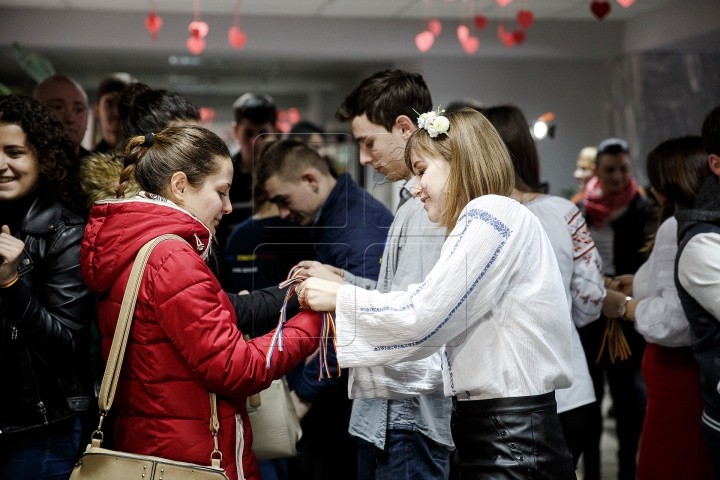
583, 176, 638, 225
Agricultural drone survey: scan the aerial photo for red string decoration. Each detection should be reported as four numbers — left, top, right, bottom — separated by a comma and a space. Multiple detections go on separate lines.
591, 0, 611, 20
187, 0, 208, 55
145, 0, 162, 42
228, 0, 247, 50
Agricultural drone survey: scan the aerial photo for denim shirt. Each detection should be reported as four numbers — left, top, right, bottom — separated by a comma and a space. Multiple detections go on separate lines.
343, 178, 454, 450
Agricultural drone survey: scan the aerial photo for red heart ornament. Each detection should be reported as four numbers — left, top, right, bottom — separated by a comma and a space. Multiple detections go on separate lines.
145, 12, 163, 41
616, 0, 635, 7
457, 25, 470, 42
462, 36, 480, 54
517, 10, 534, 29
415, 30, 434, 52
498, 26, 515, 48
188, 21, 209, 38
428, 19, 442, 36
512, 30, 526, 45
590, 0, 611, 20
228, 26, 247, 49
473, 15, 488, 30
187, 35, 206, 55
496, 0, 513, 6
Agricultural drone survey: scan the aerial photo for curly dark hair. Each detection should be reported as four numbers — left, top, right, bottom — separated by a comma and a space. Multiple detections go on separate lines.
0, 95, 81, 212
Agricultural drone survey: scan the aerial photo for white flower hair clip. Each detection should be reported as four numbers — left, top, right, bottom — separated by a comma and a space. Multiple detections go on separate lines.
415, 107, 450, 138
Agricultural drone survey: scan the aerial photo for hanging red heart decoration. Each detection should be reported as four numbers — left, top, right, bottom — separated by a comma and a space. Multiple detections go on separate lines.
228, 26, 247, 49
462, 36, 480, 54
616, 0, 635, 7
512, 30, 526, 45
457, 25, 470, 43
590, 0, 611, 20
498, 26, 516, 48
428, 19, 442, 36
145, 12, 163, 41
517, 10, 534, 29
473, 15, 488, 30
496, 0, 513, 6
415, 31, 435, 52
188, 20, 209, 39
187, 35, 206, 55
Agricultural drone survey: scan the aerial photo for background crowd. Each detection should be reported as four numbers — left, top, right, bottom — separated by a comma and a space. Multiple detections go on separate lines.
1, 66, 720, 480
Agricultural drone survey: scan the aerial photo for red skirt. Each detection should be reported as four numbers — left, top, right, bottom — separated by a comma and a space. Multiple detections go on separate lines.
637, 343, 715, 480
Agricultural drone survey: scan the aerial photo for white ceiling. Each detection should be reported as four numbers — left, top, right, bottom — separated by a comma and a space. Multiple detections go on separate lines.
0, 0, 684, 21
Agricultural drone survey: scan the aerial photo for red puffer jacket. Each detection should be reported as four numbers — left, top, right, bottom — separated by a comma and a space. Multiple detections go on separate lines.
81, 197, 320, 480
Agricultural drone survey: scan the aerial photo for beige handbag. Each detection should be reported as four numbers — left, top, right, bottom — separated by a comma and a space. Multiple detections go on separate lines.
70, 235, 229, 480
245, 377, 302, 460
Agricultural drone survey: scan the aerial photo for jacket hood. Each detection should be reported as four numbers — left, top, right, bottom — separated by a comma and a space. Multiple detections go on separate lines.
676, 174, 720, 241
79, 152, 141, 210
81, 196, 213, 294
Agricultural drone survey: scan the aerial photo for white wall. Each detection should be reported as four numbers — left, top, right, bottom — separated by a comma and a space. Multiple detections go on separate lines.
417, 57, 609, 196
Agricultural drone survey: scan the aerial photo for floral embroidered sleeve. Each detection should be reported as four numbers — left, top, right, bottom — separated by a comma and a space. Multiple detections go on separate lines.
566, 207, 606, 328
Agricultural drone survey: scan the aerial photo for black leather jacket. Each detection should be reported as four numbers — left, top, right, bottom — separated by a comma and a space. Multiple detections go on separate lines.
0, 193, 95, 434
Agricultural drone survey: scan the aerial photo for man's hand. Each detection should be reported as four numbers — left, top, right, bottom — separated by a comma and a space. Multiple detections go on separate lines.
297, 261, 345, 284
0, 225, 24, 285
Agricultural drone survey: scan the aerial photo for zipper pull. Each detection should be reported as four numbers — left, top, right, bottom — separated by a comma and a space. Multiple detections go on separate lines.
38, 401, 48, 424
11, 327, 17, 340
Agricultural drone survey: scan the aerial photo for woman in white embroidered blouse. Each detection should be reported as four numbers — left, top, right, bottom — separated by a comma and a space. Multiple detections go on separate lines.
602, 136, 714, 479
297, 108, 576, 479
483, 104, 605, 467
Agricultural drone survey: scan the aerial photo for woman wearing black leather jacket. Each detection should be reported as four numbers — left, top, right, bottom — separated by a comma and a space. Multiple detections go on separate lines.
0, 95, 95, 479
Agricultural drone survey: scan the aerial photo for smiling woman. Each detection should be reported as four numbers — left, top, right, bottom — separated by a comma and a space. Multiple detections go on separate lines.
0, 94, 95, 479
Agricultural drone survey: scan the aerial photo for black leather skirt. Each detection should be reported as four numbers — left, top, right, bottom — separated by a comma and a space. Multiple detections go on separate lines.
451, 392, 576, 479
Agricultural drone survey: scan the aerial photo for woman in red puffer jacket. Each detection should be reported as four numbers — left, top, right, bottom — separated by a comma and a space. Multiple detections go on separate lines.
81, 125, 321, 480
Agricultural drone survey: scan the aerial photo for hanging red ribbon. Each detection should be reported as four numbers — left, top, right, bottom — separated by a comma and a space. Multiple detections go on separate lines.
228, 0, 247, 50
187, 0, 208, 55
145, 0, 162, 42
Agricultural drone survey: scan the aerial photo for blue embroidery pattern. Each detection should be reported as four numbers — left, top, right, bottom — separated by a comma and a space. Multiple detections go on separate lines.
410, 209, 511, 298
445, 350, 457, 396
374, 239, 506, 351
359, 303, 414, 313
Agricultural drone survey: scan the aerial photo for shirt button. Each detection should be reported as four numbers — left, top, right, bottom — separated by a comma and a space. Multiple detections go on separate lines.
500, 430, 506, 436
22, 259, 30, 266
509, 443, 516, 449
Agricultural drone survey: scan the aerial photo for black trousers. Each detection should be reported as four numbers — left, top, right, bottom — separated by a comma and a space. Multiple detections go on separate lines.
451, 392, 575, 480
578, 319, 645, 480
558, 402, 596, 467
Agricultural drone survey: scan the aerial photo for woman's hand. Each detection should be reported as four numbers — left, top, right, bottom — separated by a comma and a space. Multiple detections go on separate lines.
605, 274, 634, 296
296, 277, 341, 312
602, 289, 637, 322
297, 261, 345, 284
0, 225, 24, 285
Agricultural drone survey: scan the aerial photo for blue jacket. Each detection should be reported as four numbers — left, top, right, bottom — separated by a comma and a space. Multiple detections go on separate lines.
294, 173, 393, 400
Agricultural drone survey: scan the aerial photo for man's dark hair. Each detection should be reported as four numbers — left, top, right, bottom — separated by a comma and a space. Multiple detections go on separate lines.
256, 140, 332, 189
117, 83, 199, 139
233, 93, 277, 126
596, 138, 630, 167
290, 120, 324, 137
96, 73, 134, 100
336, 70, 432, 132
701, 104, 720, 157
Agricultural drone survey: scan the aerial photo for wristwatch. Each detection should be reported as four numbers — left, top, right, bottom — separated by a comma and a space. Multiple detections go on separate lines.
617, 296, 633, 319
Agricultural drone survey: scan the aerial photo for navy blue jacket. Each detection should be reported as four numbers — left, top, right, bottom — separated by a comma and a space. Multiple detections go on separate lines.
294, 173, 393, 401
675, 175, 720, 435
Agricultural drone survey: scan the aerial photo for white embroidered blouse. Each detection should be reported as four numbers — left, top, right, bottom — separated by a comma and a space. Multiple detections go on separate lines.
634, 216, 692, 347
335, 195, 574, 401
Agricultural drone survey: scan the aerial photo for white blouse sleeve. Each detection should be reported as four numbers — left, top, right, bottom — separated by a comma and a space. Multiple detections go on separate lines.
634, 219, 691, 347
678, 232, 720, 324
335, 203, 520, 368
567, 209, 606, 328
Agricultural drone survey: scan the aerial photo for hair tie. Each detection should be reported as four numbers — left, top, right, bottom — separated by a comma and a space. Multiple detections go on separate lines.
142, 133, 155, 148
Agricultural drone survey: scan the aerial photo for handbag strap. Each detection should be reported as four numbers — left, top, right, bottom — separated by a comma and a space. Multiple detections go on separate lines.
93, 234, 222, 468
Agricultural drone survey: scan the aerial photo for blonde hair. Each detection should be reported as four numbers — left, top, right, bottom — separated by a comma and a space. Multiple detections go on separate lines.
577, 146, 597, 170
404, 108, 514, 232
